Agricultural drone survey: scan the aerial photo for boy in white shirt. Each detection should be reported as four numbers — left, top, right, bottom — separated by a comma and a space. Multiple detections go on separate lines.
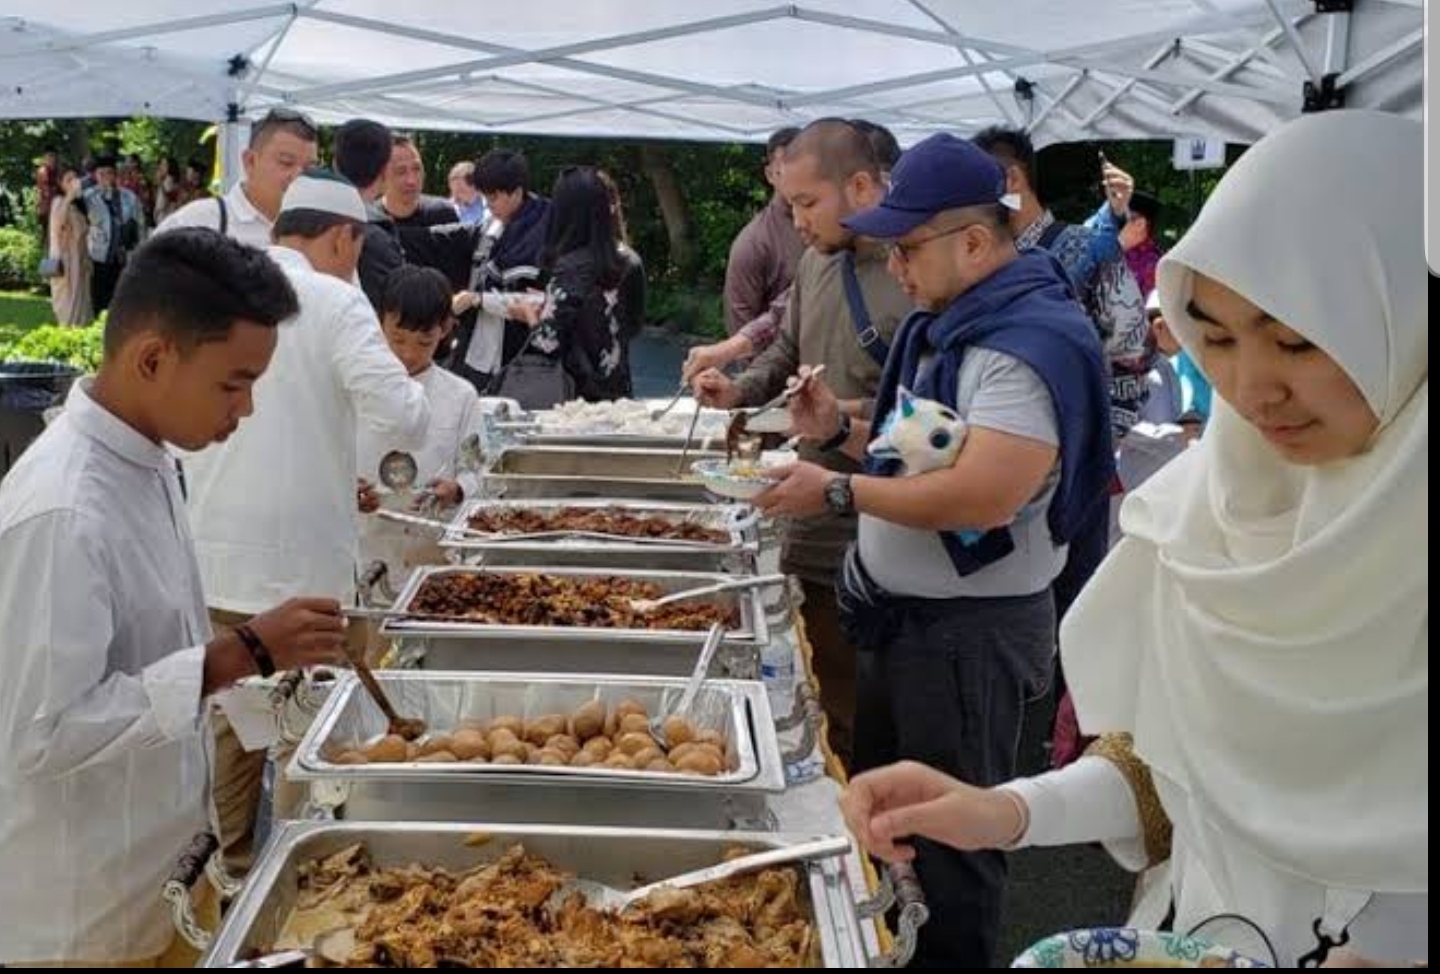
358, 266, 485, 575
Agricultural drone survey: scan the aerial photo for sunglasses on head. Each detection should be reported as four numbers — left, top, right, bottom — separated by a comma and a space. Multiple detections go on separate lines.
256, 106, 319, 137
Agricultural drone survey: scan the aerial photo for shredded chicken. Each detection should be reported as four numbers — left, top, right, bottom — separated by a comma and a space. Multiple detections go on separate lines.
276, 843, 818, 968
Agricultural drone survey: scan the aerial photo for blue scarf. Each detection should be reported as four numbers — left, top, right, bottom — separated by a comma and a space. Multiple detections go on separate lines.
868, 250, 1115, 577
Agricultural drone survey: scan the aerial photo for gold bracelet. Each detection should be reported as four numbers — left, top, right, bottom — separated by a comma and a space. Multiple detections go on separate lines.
996, 787, 1031, 850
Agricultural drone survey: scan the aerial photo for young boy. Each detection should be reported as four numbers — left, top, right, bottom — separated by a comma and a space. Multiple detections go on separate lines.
357, 266, 485, 572
0, 229, 346, 965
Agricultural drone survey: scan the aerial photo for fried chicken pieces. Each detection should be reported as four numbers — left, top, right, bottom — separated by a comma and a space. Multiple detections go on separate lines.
282, 843, 816, 968
409, 573, 736, 632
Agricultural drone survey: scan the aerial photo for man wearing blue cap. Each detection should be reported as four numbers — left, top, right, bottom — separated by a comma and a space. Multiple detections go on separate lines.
757, 133, 1114, 967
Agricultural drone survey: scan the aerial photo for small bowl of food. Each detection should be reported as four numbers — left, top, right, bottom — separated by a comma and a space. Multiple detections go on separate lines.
691, 457, 787, 500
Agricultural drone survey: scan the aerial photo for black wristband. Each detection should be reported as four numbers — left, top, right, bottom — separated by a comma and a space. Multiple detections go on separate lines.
818, 413, 852, 453
235, 624, 276, 678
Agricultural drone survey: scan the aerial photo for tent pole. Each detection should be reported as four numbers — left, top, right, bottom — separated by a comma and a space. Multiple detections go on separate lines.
218, 105, 249, 194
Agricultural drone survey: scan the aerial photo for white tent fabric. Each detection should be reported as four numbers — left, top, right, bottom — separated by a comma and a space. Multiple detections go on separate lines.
0, 1, 1423, 146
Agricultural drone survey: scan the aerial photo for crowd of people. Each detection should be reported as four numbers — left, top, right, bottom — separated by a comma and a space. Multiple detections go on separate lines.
0, 106, 1425, 969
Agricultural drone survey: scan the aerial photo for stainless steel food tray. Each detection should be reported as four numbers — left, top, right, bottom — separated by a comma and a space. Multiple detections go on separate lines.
199, 821, 869, 968
289, 670, 787, 794
377, 564, 770, 650
481, 445, 726, 502
439, 498, 759, 570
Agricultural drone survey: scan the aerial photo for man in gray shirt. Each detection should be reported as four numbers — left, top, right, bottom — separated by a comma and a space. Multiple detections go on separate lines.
757, 135, 1112, 968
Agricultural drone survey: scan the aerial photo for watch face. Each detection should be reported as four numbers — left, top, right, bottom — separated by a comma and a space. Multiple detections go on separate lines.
826, 477, 852, 513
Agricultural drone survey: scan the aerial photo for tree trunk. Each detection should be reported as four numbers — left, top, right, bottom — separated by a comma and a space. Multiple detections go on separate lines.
639, 144, 696, 280
65, 120, 90, 165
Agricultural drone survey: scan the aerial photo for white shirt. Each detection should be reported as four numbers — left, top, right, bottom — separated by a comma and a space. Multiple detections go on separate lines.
154, 181, 274, 249
357, 364, 484, 498
185, 246, 429, 614
356, 365, 485, 575
0, 381, 211, 963
1010, 760, 1429, 965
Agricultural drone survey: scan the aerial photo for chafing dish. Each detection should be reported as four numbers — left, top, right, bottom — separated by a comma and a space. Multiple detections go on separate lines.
377, 561, 771, 677
481, 445, 725, 502
198, 821, 878, 967
289, 671, 788, 794
440, 498, 759, 572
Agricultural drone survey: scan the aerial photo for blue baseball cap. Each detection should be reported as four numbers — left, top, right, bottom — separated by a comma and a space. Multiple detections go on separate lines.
843, 132, 1020, 240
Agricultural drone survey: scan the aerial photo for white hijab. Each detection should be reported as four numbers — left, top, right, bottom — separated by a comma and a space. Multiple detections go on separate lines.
1063, 111, 1427, 893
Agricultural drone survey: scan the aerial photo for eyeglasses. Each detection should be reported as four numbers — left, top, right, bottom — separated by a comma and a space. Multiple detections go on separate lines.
887, 223, 982, 263
256, 106, 319, 138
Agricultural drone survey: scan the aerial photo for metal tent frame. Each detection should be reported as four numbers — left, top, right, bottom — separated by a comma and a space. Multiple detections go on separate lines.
0, 1, 1422, 146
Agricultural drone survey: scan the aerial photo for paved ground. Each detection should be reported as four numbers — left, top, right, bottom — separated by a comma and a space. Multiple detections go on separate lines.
631, 329, 1138, 964
628, 328, 692, 397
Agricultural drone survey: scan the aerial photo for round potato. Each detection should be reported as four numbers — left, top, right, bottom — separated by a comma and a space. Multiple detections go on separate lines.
333, 750, 369, 766
616, 732, 657, 758
415, 751, 458, 764
568, 701, 607, 741
632, 747, 665, 767
490, 753, 524, 766
489, 715, 525, 738
667, 742, 724, 767
581, 737, 614, 759
545, 735, 580, 759
614, 699, 649, 722
456, 717, 490, 735
616, 713, 651, 737
570, 750, 601, 768
534, 748, 569, 767
450, 730, 491, 761
363, 734, 408, 763
644, 756, 675, 773
674, 749, 723, 777
660, 716, 696, 747
602, 752, 636, 770
419, 734, 454, 757
489, 732, 528, 763
524, 714, 567, 747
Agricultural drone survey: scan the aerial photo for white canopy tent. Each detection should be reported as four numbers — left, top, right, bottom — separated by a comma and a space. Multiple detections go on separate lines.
0, 0, 1423, 148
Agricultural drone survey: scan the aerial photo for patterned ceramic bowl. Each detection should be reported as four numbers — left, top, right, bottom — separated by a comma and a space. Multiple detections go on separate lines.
1012, 928, 1271, 968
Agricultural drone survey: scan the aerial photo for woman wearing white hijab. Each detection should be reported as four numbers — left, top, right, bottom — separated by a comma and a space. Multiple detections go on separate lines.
841, 110, 1427, 968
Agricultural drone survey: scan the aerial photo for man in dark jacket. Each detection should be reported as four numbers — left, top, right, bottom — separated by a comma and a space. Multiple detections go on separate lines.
332, 119, 405, 312
400, 149, 551, 394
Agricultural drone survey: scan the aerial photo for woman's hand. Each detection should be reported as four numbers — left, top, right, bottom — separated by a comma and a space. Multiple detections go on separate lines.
841, 761, 1027, 863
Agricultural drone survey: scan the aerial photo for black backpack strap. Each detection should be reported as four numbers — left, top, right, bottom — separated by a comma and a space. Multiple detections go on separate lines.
839, 250, 891, 369
216, 196, 228, 238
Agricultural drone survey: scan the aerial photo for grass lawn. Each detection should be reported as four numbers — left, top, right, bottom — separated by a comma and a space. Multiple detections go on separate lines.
0, 290, 53, 344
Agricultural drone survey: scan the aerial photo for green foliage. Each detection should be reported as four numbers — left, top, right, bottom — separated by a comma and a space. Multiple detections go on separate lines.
647, 283, 726, 339
0, 320, 105, 370
0, 229, 43, 291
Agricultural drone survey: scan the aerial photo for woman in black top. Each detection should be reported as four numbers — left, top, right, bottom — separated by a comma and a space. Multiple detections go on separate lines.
524, 167, 640, 402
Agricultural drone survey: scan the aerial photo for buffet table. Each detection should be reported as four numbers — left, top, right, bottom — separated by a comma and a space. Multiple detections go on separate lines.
171, 413, 925, 968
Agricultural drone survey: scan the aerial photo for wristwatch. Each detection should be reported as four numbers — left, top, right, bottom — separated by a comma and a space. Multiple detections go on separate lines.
824, 475, 855, 515
818, 413, 852, 453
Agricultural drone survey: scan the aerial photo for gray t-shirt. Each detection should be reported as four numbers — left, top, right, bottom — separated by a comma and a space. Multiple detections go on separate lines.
858, 348, 1067, 599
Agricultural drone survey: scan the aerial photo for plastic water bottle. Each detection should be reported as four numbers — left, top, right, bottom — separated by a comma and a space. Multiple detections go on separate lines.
760, 585, 799, 717
760, 629, 798, 717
